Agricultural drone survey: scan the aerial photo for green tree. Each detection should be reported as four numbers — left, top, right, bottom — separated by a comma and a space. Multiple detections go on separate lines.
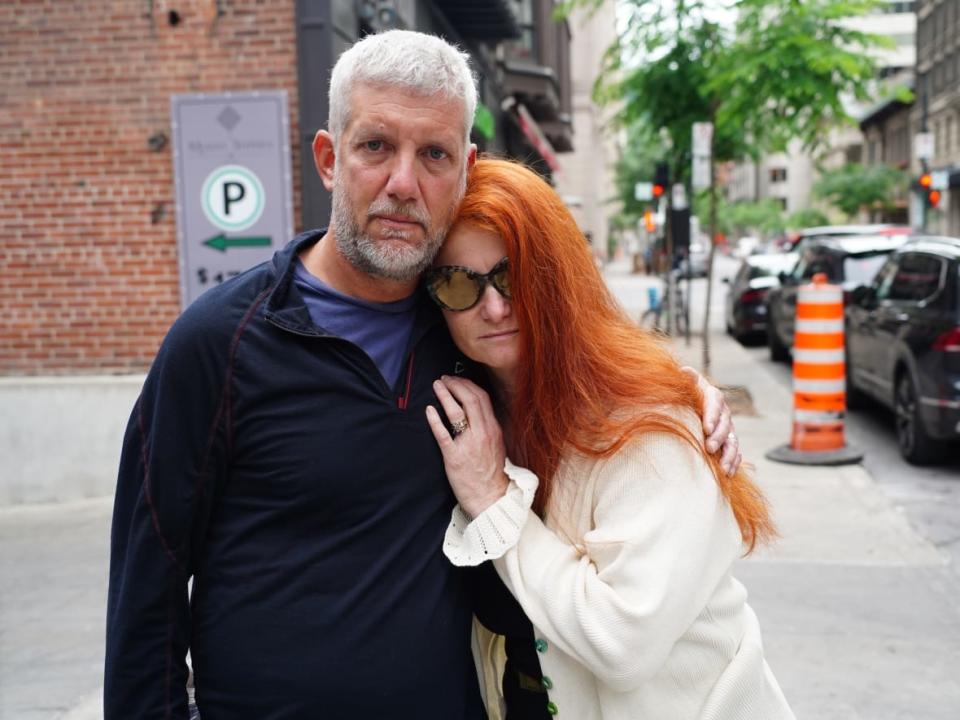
786, 207, 831, 230
813, 163, 909, 219
567, 0, 896, 372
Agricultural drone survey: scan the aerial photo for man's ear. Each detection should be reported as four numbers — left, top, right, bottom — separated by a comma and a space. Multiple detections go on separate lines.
313, 130, 336, 192
466, 143, 477, 170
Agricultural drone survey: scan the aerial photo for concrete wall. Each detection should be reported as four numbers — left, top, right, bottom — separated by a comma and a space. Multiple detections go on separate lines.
0, 376, 143, 504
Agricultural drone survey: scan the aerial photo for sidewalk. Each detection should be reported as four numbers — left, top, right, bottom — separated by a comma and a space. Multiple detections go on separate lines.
605, 257, 960, 718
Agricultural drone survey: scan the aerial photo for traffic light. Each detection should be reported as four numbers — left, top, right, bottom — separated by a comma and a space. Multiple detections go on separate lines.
917, 173, 940, 209
653, 161, 669, 199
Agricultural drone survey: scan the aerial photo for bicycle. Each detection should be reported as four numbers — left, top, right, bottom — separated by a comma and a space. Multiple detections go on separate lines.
640, 272, 688, 336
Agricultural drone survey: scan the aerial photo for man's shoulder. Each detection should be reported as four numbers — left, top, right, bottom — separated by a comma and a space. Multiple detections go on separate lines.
182, 262, 273, 330
158, 257, 280, 371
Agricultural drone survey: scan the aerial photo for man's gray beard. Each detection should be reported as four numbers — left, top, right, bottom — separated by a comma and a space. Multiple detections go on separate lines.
331, 168, 466, 283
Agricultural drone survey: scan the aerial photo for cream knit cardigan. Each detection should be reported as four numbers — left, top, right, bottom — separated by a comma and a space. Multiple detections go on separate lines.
446, 408, 794, 720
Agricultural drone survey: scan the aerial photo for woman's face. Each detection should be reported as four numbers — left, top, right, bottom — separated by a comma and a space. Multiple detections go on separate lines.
433, 225, 520, 388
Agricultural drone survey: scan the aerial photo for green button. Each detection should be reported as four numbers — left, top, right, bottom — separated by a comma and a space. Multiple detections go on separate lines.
535, 638, 548, 653
546, 701, 559, 715
541, 675, 553, 690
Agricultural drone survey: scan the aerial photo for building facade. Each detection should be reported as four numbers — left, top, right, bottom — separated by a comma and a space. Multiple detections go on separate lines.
914, 0, 960, 234
552, 1, 619, 259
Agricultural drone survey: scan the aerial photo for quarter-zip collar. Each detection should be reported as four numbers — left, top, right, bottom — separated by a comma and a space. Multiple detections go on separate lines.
262, 227, 447, 356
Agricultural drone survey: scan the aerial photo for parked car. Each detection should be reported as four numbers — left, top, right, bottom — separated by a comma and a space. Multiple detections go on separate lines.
765, 234, 910, 361
845, 236, 960, 464
724, 252, 798, 342
733, 236, 761, 258
789, 224, 913, 251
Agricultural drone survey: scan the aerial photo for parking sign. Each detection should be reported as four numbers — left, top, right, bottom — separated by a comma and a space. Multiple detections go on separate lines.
171, 91, 293, 308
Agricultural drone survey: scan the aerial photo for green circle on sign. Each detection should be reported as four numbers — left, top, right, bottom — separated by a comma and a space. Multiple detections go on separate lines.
201, 165, 265, 232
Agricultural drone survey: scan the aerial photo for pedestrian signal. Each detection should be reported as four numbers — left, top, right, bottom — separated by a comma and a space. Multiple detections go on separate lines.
643, 210, 656, 232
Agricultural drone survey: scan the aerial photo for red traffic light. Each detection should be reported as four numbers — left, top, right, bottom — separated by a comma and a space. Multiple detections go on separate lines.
652, 183, 665, 198
929, 189, 941, 208
919, 173, 933, 189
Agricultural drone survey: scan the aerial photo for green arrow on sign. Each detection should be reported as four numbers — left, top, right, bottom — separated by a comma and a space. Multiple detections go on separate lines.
204, 234, 272, 252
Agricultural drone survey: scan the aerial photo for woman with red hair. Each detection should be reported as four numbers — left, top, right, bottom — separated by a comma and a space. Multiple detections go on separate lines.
424, 158, 793, 719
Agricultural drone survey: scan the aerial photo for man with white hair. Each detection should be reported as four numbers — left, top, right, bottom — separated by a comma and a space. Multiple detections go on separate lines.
105, 29, 738, 719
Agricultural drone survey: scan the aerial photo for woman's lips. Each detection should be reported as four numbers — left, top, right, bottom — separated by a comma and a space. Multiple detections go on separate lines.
480, 329, 519, 340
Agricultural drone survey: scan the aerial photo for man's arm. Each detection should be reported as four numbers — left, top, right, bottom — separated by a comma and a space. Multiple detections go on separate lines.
105, 313, 229, 719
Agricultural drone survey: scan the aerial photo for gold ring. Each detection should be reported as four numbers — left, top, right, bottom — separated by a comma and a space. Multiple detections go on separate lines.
451, 418, 469, 436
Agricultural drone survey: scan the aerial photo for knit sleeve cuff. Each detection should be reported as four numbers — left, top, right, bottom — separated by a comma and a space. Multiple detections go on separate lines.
443, 460, 539, 567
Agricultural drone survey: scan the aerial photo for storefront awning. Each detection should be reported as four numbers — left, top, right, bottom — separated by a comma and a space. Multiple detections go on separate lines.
505, 99, 562, 175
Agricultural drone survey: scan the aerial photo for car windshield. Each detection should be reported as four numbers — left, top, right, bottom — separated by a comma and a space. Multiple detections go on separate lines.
844, 253, 891, 286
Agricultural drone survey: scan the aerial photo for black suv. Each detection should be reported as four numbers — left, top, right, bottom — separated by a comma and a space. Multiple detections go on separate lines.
845, 236, 960, 464
765, 235, 909, 361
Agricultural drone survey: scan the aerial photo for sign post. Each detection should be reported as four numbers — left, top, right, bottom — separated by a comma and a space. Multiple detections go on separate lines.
171, 91, 294, 308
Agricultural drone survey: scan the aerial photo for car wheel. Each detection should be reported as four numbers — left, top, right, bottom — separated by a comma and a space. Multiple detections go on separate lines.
767, 324, 789, 363
895, 373, 944, 465
845, 350, 865, 411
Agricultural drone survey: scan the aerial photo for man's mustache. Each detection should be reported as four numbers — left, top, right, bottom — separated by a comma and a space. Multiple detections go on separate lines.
367, 199, 429, 228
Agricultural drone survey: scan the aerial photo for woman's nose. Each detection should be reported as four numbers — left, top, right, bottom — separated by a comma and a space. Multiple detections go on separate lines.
478, 284, 511, 320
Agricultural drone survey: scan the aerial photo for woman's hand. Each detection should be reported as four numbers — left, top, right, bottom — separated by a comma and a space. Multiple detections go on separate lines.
426, 375, 510, 519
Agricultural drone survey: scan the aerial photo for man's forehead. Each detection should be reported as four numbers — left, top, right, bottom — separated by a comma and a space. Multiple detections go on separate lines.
346, 83, 465, 132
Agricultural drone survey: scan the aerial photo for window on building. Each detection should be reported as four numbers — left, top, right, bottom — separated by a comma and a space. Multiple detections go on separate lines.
947, 116, 954, 154
769, 168, 787, 183
886, 1, 916, 13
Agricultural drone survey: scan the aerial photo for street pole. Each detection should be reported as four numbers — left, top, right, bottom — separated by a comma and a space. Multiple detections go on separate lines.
700, 112, 718, 377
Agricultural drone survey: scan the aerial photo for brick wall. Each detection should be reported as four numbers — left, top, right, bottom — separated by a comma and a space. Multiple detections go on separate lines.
0, 0, 303, 375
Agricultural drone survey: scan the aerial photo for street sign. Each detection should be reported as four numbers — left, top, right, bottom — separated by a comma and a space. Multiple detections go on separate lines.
634, 182, 653, 201
171, 91, 293, 308
692, 122, 713, 157
201, 165, 266, 232
692, 156, 711, 190
672, 183, 688, 210
915, 132, 934, 162
931, 170, 949, 191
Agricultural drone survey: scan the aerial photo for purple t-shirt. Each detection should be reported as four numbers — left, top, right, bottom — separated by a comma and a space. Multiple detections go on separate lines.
293, 260, 419, 389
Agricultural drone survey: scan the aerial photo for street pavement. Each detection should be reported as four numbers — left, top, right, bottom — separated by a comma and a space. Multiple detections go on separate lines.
1, 256, 959, 718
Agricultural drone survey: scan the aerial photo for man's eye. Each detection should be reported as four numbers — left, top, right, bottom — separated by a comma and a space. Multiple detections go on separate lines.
427, 147, 448, 161
364, 140, 384, 151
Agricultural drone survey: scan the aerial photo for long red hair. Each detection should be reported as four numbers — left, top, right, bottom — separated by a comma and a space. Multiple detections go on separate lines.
452, 158, 774, 552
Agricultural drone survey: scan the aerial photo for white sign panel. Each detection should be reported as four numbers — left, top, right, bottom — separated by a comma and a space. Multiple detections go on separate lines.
692, 122, 714, 157
915, 132, 934, 162
931, 170, 949, 190
692, 156, 712, 190
672, 183, 688, 210
634, 182, 653, 201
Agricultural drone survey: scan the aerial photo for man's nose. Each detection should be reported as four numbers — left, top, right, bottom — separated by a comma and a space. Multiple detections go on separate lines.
384, 151, 419, 202
479, 284, 511, 320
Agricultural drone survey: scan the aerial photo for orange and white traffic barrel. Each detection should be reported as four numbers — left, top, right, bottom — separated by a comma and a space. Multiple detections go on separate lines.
767, 273, 863, 465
